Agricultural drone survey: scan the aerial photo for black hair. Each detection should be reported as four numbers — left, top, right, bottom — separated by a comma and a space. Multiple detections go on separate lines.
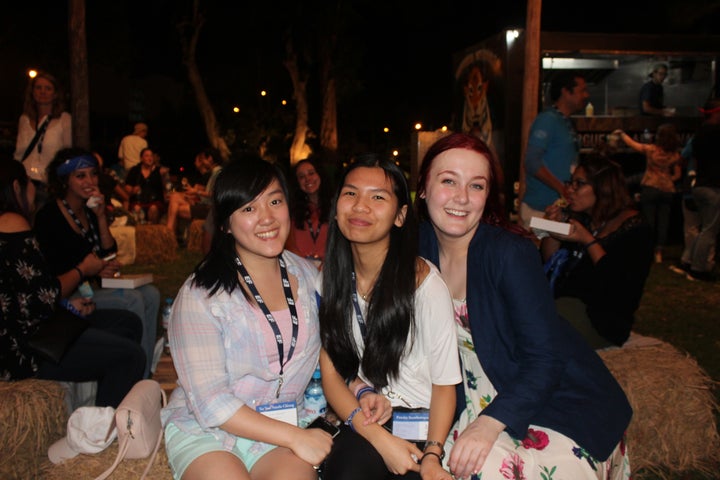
320, 153, 417, 388
192, 156, 289, 298
0, 159, 32, 220
46, 147, 97, 199
550, 71, 583, 103
290, 159, 331, 229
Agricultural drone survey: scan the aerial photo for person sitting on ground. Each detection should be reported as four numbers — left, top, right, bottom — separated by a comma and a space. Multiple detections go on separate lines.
285, 159, 331, 267
416, 133, 632, 479
162, 158, 332, 480
613, 124, 681, 263
541, 154, 654, 348
165, 147, 222, 238
124, 147, 165, 224
34, 148, 161, 378
0, 158, 144, 408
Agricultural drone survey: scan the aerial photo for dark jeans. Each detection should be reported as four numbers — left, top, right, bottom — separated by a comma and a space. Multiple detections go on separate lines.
640, 186, 674, 247
36, 308, 146, 407
323, 425, 422, 480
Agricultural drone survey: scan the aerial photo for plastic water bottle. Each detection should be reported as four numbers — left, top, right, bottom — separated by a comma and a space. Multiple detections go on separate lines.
304, 367, 327, 418
162, 297, 173, 353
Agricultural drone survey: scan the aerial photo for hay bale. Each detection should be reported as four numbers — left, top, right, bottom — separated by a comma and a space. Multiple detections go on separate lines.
186, 219, 205, 253
0, 379, 68, 479
599, 341, 720, 479
40, 438, 172, 479
135, 224, 177, 264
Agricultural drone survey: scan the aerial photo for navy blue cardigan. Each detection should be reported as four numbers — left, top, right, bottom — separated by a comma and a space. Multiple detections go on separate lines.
418, 222, 631, 461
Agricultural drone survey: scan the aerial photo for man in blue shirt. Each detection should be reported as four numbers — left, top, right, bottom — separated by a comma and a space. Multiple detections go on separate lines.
520, 72, 589, 231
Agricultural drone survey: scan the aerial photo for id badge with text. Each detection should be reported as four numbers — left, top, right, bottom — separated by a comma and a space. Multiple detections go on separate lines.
391, 409, 429, 441
256, 400, 298, 426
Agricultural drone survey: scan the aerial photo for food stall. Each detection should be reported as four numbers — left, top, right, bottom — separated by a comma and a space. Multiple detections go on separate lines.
415, 31, 720, 214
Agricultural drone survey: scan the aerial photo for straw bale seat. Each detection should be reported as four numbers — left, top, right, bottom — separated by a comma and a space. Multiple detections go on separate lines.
598, 338, 719, 478
187, 219, 205, 253
40, 439, 172, 480
0, 379, 68, 479
134, 224, 177, 264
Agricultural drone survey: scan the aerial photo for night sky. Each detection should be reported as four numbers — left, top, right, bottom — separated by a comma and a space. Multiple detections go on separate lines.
1, 0, 718, 170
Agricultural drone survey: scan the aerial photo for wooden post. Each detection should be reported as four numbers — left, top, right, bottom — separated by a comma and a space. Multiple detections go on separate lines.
68, 0, 90, 149
519, 0, 542, 202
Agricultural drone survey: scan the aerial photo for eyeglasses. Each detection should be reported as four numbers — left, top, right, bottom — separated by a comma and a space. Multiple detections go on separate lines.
564, 178, 590, 190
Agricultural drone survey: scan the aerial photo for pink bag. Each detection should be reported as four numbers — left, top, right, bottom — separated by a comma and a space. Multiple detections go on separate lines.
95, 379, 167, 480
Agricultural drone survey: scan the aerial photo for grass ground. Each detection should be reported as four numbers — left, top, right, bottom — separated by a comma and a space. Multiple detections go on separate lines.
125, 244, 719, 480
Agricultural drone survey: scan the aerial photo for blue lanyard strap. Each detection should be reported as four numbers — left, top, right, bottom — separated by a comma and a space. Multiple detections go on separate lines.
235, 255, 299, 393
350, 271, 368, 340
62, 199, 101, 253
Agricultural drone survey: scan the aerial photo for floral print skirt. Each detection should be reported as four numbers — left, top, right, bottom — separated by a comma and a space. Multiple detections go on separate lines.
444, 313, 631, 480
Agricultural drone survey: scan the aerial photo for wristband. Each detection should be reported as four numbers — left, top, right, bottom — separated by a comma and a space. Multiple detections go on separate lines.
345, 407, 362, 432
423, 440, 445, 460
73, 266, 84, 280
352, 382, 371, 397
420, 451, 443, 464
584, 238, 600, 249
355, 386, 375, 401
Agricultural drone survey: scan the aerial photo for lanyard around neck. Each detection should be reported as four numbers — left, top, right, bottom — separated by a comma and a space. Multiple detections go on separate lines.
235, 255, 299, 397
62, 199, 101, 253
350, 271, 368, 340
305, 218, 320, 244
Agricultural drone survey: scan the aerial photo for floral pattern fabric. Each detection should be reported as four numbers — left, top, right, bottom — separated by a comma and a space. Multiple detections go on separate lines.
0, 231, 60, 380
444, 300, 631, 480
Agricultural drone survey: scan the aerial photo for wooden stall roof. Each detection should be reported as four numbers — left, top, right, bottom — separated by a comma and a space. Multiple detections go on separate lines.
541, 32, 720, 56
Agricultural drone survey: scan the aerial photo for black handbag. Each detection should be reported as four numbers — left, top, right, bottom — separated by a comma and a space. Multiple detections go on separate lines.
27, 308, 89, 364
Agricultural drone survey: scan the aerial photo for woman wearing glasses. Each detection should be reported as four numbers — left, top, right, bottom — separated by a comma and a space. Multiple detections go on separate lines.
542, 155, 654, 348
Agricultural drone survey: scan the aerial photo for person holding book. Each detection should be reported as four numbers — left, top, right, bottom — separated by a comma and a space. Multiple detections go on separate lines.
34, 148, 160, 378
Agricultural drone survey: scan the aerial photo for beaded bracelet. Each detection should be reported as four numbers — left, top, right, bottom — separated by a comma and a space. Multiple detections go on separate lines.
344, 407, 362, 432
355, 386, 375, 401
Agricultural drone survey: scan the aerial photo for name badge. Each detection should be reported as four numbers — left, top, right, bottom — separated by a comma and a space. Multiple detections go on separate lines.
391, 409, 429, 441
257, 400, 298, 426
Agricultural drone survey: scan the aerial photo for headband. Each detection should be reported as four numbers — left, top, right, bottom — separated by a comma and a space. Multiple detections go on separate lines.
56, 154, 98, 176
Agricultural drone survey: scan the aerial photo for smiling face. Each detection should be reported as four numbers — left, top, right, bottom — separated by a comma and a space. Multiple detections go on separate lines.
228, 178, 290, 263
335, 166, 406, 249
66, 167, 99, 201
32, 77, 57, 107
566, 167, 596, 214
421, 147, 490, 244
295, 162, 321, 197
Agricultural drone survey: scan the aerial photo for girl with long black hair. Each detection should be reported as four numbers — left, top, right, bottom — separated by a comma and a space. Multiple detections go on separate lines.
320, 154, 460, 480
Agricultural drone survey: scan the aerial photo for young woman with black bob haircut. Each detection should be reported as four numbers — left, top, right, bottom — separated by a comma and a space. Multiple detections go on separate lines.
416, 133, 631, 479
320, 154, 460, 480
162, 158, 332, 480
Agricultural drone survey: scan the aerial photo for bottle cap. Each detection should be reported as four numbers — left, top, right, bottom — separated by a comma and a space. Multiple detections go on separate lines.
312, 367, 321, 379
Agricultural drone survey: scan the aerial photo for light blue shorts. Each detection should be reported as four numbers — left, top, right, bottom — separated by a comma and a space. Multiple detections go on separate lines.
165, 423, 276, 479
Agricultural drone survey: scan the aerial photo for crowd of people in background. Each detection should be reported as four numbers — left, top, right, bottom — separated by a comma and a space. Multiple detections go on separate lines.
2, 66, 719, 480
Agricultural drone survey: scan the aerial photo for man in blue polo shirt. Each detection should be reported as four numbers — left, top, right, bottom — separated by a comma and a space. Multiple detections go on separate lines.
520, 71, 589, 232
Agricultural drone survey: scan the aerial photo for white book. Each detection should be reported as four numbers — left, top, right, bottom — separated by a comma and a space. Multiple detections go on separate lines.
529, 217, 571, 236
101, 273, 154, 289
